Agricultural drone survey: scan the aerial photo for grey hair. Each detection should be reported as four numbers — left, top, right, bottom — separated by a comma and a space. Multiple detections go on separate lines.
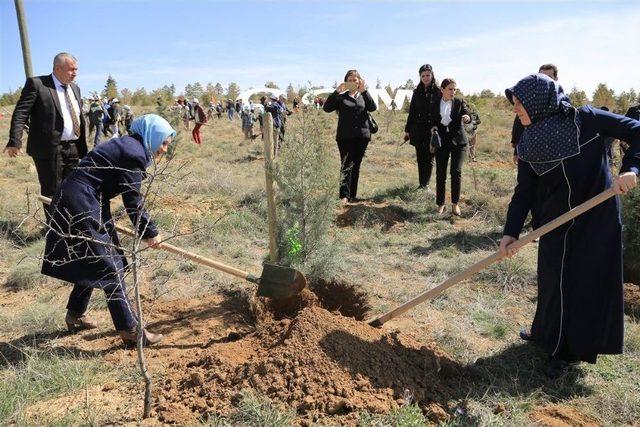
53, 52, 77, 69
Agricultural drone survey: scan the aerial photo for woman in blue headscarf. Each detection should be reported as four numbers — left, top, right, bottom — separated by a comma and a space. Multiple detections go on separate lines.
498, 74, 640, 378
42, 114, 176, 347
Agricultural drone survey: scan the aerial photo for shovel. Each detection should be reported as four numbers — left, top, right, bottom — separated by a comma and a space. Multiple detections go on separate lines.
368, 187, 618, 327
37, 195, 306, 299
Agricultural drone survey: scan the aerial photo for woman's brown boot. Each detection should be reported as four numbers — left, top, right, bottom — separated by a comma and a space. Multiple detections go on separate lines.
118, 328, 164, 348
65, 310, 98, 332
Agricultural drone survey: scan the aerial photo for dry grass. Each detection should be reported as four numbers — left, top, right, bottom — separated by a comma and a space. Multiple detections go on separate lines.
0, 100, 638, 424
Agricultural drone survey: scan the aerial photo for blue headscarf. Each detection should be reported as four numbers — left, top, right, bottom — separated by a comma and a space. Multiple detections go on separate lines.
505, 74, 580, 175
129, 114, 176, 158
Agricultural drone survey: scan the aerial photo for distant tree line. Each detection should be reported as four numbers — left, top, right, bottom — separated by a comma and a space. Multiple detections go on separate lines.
1, 76, 638, 112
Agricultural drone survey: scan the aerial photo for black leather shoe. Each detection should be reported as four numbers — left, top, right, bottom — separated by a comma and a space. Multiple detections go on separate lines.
519, 328, 534, 341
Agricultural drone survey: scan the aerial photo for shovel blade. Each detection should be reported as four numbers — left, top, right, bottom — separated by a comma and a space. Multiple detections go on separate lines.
257, 263, 307, 299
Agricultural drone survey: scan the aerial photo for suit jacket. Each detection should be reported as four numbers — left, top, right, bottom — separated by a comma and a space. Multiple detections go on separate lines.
435, 97, 469, 146
7, 74, 87, 159
404, 82, 442, 145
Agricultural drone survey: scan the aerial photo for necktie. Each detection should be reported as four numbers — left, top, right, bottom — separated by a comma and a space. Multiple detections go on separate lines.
62, 84, 81, 138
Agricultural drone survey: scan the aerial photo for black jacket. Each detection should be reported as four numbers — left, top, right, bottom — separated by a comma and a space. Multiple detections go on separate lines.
7, 74, 87, 159
404, 82, 442, 145
323, 90, 377, 140
436, 97, 470, 147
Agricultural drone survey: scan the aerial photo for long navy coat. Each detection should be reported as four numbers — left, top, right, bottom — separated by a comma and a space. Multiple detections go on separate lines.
504, 106, 640, 361
42, 135, 158, 289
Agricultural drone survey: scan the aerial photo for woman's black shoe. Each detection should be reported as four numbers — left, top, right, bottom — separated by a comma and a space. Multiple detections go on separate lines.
544, 358, 570, 379
519, 328, 534, 341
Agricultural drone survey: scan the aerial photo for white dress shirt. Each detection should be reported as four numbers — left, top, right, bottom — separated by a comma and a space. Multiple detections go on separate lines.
440, 98, 453, 126
51, 73, 81, 141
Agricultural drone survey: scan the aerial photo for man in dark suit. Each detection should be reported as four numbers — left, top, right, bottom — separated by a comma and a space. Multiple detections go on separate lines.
4, 52, 88, 220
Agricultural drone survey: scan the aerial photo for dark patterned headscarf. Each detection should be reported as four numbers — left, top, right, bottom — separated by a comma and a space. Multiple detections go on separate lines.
505, 74, 580, 175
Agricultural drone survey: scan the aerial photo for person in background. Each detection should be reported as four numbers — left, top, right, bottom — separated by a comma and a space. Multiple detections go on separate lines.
207, 101, 215, 120
292, 97, 300, 113
42, 114, 176, 347
511, 64, 559, 164
265, 94, 284, 154
123, 105, 135, 135
500, 74, 639, 378
88, 96, 105, 146
278, 94, 293, 144
226, 99, 235, 121
110, 98, 122, 138
241, 106, 256, 140
102, 98, 112, 137
191, 98, 207, 145
323, 69, 377, 203
620, 103, 640, 156
434, 78, 471, 216
4, 52, 87, 222
216, 102, 223, 119
235, 100, 242, 118
464, 101, 482, 162
404, 63, 442, 191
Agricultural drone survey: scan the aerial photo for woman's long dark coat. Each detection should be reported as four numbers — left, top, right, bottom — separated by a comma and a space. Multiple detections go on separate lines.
504, 106, 640, 361
42, 135, 158, 289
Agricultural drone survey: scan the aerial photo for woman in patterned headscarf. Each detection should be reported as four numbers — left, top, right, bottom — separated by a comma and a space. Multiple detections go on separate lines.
498, 74, 639, 378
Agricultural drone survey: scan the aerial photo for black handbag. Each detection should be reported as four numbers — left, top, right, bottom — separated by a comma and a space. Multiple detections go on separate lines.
367, 111, 379, 134
430, 129, 441, 153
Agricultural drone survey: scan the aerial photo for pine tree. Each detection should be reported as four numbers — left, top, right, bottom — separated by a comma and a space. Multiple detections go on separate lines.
592, 83, 616, 110
103, 75, 118, 99
567, 86, 589, 107
265, 81, 279, 89
227, 82, 240, 100
286, 83, 296, 101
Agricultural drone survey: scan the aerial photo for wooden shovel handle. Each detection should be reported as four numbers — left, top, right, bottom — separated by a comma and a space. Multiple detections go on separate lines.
369, 187, 618, 327
37, 195, 251, 281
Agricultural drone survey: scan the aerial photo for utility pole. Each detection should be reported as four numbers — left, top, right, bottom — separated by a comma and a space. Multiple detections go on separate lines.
14, 0, 33, 78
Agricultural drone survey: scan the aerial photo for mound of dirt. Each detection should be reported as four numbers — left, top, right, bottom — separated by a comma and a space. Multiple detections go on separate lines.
336, 201, 414, 231
156, 302, 459, 425
624, 283, 640, 317
529, 405, 598, 427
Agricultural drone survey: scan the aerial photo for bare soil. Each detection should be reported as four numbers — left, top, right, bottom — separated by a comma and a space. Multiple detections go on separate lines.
529, 405, 599, 427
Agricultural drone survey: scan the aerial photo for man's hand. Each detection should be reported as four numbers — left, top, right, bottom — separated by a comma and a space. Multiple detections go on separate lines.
4, 146, 22, 158
462, 114, 471, 124
143, 235, 161, 249
613, 171, 638, 195
498, 235, 519, 258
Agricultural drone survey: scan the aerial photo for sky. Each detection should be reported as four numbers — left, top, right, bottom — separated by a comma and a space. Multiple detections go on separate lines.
1, 0, 639, 98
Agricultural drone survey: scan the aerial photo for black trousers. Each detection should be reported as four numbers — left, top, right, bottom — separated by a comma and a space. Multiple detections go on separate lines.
337, 138, 369, 200
413, 141, 435, 188
32, 141, 80, 222
66, 282, 136, 331
435, 143, 466, 206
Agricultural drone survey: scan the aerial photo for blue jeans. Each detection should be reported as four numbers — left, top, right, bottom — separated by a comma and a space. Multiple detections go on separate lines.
93, 122, 103, 146
227, 109, 235, 120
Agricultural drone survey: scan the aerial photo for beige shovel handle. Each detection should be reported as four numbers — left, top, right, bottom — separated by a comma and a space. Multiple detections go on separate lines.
37, 195, 251, 281
369, 187, 618, 327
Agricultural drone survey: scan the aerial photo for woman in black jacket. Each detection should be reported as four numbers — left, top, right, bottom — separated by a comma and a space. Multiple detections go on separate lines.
404, 64, 442, 189
434, 78, 471, 215
323, 69, 377, 203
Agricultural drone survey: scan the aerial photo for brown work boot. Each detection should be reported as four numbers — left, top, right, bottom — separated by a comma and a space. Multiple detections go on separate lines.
65, 310, 98, 332
118, 328, 164, 348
